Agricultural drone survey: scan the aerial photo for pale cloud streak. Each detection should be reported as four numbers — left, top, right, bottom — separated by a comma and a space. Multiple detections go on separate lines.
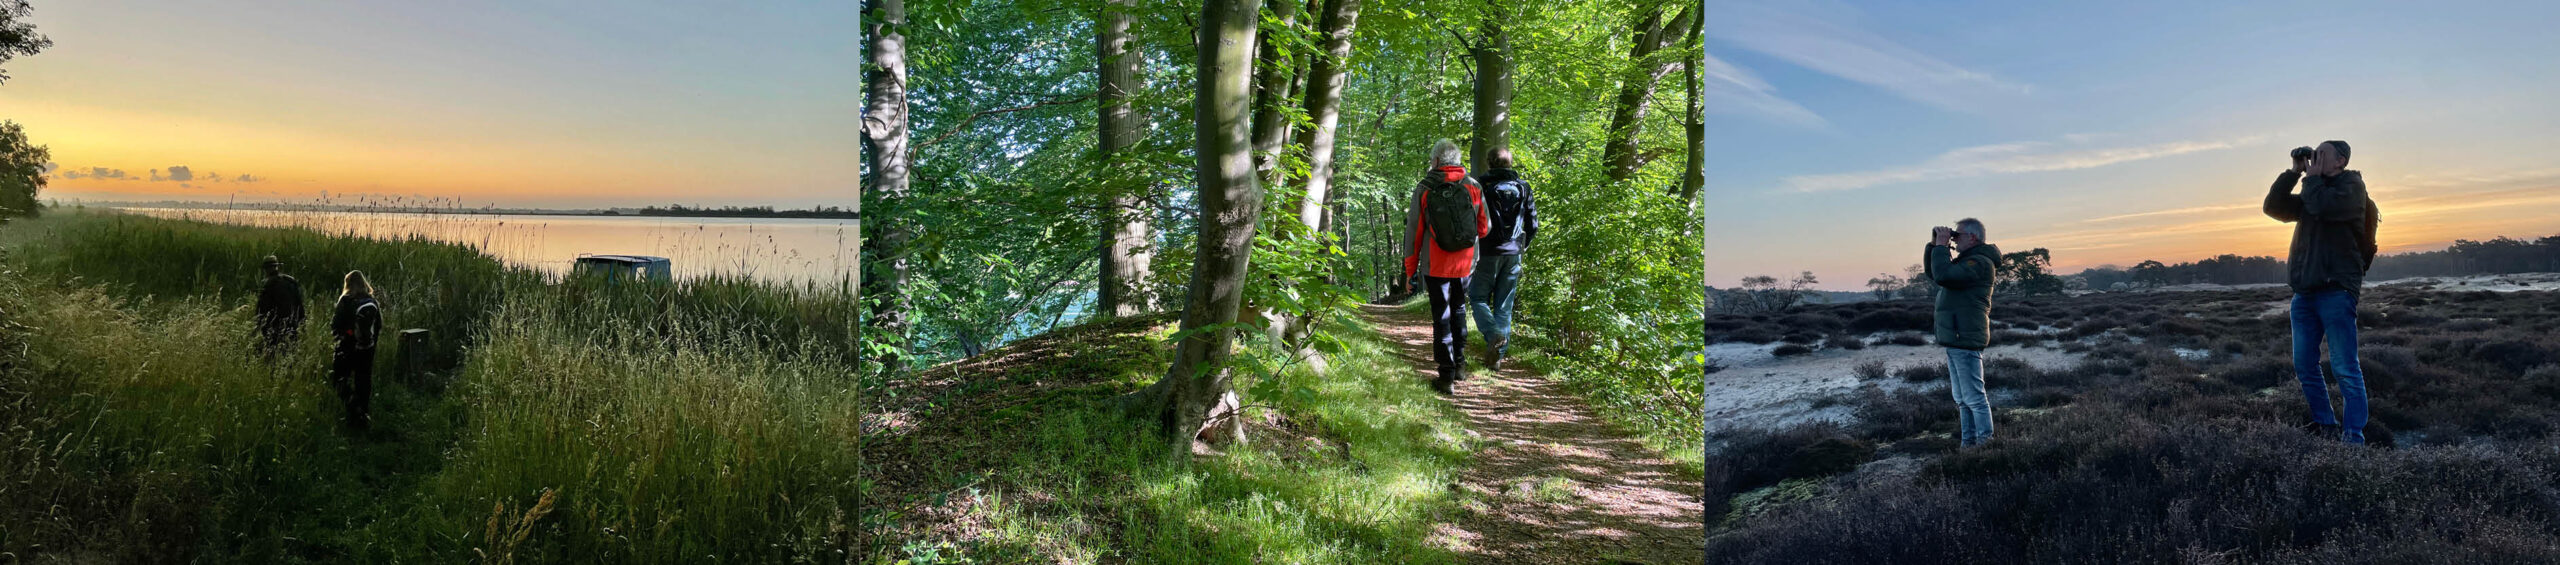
1707, 0, 2029, 112
2083, 203, 2257, 224
1701, 52, 1826, 128
1783, 136, 2261, 193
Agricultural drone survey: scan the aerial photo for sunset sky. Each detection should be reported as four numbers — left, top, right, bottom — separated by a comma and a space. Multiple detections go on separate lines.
5, 1, 858, 209
1702, 0, 2560, 290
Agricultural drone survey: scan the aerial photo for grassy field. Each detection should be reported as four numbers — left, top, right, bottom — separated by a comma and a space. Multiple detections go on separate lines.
0, 211, 860, 562
1703, 285, 2560, 563
859, 312, 1478, 564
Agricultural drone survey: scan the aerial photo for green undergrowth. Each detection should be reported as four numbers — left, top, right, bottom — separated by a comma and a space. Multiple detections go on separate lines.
864, 312, 1476, 564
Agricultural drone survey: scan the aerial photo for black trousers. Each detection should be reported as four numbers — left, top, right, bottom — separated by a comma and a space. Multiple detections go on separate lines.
330, 349, 374, 427
257, 325, 298, 361
1424, 275, 1471, 373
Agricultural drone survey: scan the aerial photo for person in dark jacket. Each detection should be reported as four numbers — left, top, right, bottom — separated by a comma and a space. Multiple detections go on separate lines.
1468, 148, 1538, 371
1928, 218, 2002, 447
2263, 140, 2379, 444
253, 255, 305, 361
330, 270, 384, 429
1404, 139, 1491, 396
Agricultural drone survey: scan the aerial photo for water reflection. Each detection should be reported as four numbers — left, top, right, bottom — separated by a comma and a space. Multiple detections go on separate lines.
122, 208, 855, 287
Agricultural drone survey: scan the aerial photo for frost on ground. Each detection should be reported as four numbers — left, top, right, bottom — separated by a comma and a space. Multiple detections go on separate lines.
1704, 337, 2085, 436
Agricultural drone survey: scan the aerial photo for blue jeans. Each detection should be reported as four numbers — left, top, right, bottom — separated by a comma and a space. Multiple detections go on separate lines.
1469, 253, 1523, 352
1946, 347, 1992, 446
2292, 289, 2368, 444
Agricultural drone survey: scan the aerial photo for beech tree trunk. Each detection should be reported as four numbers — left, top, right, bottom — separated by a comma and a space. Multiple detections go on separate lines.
1679, 16, 1704, 202
1295, 0, 1361, 232
1601, 3, 1699, 182
1250, 0, 1302, 186
861, 0, 914, 375
1095, 0, 1153, 318
1134, 0, 1263, 452
1467, 8, 1511, 173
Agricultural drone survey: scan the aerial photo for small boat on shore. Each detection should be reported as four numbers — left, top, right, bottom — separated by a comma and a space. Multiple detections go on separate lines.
572, 254, 672, 282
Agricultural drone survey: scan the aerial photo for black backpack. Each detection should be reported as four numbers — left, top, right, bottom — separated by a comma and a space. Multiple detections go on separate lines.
1424, 175, 1479, 253
1482, 178, 1527, 243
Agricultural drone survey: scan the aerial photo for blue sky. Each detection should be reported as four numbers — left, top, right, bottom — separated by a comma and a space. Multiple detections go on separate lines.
6, 1, 859, 208
1702, 0, 2560, 289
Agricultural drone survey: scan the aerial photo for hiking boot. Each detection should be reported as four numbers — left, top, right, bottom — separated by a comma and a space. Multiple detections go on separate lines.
1432, 367, 1458, 395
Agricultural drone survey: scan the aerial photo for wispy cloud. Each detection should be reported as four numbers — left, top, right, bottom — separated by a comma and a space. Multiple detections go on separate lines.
1701, 52, 1826, 128
1783, 136, 2260, 193
1707, 0, 2029, 112
2083, 203, 2257, 224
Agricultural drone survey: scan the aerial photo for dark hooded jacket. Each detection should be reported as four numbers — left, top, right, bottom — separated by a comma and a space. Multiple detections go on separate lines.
1927, 242, 2002, 350
2263, 169, 2379, 296
255, 273, 305, 336
1471, 168, 1538, 255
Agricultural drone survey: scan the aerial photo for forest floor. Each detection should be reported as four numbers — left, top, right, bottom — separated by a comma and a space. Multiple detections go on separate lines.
1365, 303, 1705, 564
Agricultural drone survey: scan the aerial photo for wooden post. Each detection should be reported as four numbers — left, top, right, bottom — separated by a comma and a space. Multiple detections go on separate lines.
397, 328, 431, 384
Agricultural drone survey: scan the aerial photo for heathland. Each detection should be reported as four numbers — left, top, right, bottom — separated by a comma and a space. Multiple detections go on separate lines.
1701, 279, 2560, 563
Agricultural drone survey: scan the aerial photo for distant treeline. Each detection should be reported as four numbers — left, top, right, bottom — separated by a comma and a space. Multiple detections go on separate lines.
2075, 234, 2560, 289
1714, 233, 2560, 313
632, 205, 855, 219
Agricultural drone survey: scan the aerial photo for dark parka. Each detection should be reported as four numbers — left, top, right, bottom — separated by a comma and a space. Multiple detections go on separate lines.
1927, 242, 2003, 350
2263, 169, 2379, 296
254, 274, 305, 338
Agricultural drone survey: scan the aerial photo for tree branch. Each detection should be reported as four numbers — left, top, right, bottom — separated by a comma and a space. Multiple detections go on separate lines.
913, 94, 1101, 151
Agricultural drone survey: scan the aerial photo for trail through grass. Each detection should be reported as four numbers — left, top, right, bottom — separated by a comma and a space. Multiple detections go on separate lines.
864, 299, 1708, 564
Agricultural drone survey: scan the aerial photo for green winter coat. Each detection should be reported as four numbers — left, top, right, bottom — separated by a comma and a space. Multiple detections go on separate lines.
1927, 242, 2002, 350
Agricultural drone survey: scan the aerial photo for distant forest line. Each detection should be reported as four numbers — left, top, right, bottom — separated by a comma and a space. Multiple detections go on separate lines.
1712, 233, 2560, 313
2072, 233, 2560, 289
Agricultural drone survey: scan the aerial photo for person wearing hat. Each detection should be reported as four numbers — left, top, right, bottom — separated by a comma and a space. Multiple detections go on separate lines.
253, 255, 305, 361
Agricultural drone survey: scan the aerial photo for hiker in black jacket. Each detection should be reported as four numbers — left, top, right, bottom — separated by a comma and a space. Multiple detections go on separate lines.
1468, 148, 1537, 370
2263, 140, 2380, 444
253, 255, 305, 361
330, 270, 384, 429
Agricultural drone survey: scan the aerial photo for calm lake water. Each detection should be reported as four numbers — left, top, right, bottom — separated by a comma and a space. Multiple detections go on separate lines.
120, 207, 856, 287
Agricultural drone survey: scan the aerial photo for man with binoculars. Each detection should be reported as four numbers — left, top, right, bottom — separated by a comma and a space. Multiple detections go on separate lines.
2262, 140, 2381, 444
1927, 218, 2001, 448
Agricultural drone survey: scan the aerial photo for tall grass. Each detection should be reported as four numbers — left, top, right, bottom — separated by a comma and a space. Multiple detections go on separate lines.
422, 293, 860, 561
0, 210, 860, 562
0, 277, 343, 560
3, 211, 530, 371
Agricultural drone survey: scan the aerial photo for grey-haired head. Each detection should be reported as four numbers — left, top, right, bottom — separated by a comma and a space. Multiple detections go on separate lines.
1954, 218, 1987, 251
1429, 139, 1464, 170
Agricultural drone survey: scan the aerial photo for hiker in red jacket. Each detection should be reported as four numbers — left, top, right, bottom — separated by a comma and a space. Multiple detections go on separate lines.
1403, 139, 1491, 395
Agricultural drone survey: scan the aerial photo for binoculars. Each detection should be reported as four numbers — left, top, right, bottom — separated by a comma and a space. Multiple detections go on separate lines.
2291, 146, 2316, 161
